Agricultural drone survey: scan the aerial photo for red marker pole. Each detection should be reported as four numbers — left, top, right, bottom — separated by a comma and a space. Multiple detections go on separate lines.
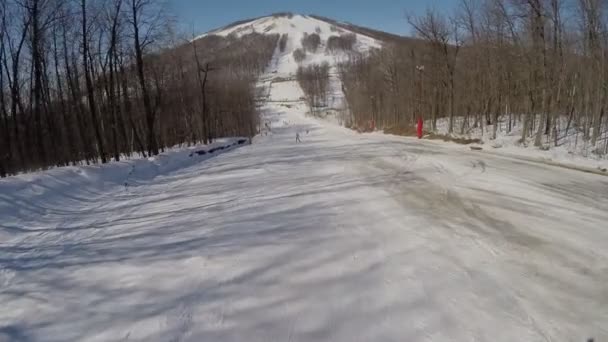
417, 117, 423, 139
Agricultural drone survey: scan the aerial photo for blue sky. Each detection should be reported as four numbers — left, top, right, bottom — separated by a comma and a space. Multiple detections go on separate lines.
168, 0, 458, 37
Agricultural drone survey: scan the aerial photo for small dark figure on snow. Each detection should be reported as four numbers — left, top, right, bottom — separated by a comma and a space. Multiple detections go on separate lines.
296, 132, 302, 143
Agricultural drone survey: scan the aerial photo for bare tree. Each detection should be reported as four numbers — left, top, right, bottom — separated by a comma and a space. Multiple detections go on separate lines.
81, 0, 107, 163
191, 37, 213, 143
408, 8, 461, 133
293, 48, 306, 63
278, 33, 288, 52
129, 0, 158, 156
297, 62, 330, 115
301, 32, 321, 52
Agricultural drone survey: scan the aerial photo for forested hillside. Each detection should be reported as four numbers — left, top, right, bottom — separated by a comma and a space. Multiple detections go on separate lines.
0, 0, 277, 177
339, 0, 608, 156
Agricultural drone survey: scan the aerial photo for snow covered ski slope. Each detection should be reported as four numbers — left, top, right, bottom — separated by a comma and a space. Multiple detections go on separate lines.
2, 14, 608, 342
204, 13, 380, 120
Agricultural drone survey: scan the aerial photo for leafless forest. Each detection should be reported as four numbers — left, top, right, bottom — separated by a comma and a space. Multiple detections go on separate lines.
4, 2, 608, 177
297, 62, 330, 113
0, 0, 277, 177
340, 0, 608, 155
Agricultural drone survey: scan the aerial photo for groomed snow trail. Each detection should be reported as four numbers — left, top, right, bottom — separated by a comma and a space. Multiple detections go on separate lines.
2, 44, 608, 342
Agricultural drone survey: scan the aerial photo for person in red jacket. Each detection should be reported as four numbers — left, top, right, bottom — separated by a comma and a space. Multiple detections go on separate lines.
417, 117, 423, 139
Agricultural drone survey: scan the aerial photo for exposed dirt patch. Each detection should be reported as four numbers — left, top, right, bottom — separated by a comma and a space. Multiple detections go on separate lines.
272, 76, 295, 83
426, 133, 481, 145
384, 125, 418, 136
351, 124, 482, 145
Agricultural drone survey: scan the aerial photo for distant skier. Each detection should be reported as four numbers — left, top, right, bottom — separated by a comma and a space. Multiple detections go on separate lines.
296, 132, 301, 143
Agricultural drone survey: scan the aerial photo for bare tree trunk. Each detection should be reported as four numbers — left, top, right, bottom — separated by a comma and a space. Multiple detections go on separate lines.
64, 27, 93, 164
4, 24, 27, 169
131, 0, 158, 156
81, 0, 107, 163
192, 39, 211, 143
30, 0, 47, 166
41, 49, 61, 165
119, 59, 146, 157
52, 27, 77, 164
0, 20, 12, 175
107, 0, 124, 161
531, 0, 548, 147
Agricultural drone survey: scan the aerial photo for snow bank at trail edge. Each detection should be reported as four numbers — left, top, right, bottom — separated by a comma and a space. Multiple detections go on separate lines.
417, 116, 608, 172
0, 138, 247, 237
197, 14, 607, 173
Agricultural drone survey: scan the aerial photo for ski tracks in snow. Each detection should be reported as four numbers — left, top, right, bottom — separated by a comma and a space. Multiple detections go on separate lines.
2, 36, 608, 341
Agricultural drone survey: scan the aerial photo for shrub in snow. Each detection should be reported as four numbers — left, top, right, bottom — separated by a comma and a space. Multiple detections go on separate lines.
301, 33, 321, 52
293, 48, 306, 63
279, 34, 288, 52
297, 62, 330, 114
327, 34, 357, 52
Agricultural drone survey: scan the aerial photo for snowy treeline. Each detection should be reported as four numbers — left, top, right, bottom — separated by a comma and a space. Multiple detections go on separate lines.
0, 0, 277, 177
340, 0, 608, 156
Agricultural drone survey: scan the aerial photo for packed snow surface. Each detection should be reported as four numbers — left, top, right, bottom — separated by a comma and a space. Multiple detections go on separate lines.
426, 116, 607, 172
2, 15, 608, 342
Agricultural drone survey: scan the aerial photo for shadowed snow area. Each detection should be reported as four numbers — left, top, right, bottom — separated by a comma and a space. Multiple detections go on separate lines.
2, 15, 608, 342
2, 75, 608, 342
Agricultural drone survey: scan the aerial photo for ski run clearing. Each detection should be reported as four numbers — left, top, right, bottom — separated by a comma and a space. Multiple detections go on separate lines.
2, 14, 608, 342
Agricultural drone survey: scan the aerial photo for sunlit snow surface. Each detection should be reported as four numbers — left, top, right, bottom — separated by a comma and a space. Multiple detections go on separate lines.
1, 14, 608, 342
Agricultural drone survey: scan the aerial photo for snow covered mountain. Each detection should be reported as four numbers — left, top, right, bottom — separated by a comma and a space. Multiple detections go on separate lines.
197, 13, 380, 51
195, 13, 383, 125
196, 13, 381, 78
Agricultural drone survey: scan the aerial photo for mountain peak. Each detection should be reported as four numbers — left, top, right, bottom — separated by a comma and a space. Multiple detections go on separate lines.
199, 13, 320, 38
194, 13, 382, 53
192, 13, 382, 80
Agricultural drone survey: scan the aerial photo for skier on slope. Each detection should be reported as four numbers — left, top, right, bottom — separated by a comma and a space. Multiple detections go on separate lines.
296, 132, 302, 143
